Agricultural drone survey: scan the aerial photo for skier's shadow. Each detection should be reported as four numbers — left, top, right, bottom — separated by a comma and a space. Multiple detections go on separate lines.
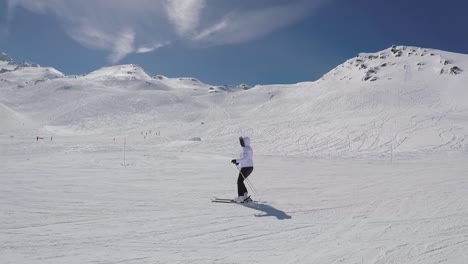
242, 203, 292, 220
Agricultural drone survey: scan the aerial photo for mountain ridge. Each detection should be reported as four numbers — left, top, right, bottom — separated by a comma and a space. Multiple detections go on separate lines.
1, 46, 467, 158
2, 45, 465, 88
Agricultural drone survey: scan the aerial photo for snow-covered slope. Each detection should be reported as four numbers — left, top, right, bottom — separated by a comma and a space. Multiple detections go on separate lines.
1, 47, 468, 264
241, 45, 468, 157
1, 46, 467, 157
0, 103, 36, 134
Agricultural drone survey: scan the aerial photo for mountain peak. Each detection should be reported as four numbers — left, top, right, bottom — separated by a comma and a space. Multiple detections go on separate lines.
84, 64, 151, 80
1, 51, 41, 73
321, 45, 464, 83
0, 52, 14, 64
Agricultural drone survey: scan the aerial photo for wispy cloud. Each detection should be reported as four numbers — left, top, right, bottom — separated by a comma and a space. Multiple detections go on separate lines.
108, 29, 135, 64
165, 0, 206, 36
137, 42, 171, 54
5, 0, 324, 63
193, 19, 228, 41
194, 1, 324, 45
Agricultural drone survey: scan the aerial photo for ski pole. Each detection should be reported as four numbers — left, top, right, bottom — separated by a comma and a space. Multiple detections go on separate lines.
236, 165, 260, 199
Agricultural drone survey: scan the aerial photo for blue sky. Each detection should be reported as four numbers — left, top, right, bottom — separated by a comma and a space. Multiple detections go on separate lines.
1, 0, 467, 85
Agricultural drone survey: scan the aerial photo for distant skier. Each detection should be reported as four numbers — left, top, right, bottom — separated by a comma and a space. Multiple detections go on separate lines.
231, 136, 254, 203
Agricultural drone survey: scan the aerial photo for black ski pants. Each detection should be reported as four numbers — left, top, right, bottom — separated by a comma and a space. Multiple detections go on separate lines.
237, 167, 254, 196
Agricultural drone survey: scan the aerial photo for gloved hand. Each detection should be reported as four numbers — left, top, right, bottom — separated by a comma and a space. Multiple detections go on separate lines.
231, 159, 237, 164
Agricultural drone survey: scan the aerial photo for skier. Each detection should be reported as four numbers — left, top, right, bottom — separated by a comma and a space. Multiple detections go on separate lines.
231, 136, 254, 203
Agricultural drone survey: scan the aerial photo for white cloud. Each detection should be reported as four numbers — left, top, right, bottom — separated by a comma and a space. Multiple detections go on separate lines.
137, 42, 171, 54
193, 1, 324, 45
108, 29, 136, 64
67, 22, 114, 50
7, 0, 49, 16
164, 0, 206, 36
6, 0, 169, 63
193, 19, 228, 41
5, 0, 324, 62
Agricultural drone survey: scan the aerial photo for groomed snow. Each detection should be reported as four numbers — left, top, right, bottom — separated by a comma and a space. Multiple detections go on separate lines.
2, 136, 467, 263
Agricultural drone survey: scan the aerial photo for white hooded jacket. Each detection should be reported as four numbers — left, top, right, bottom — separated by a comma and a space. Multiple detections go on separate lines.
238, 136, 253, 168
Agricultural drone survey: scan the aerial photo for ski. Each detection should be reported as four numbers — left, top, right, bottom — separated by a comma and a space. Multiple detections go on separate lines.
211, 196, 256, 204
212, 199, 238, 203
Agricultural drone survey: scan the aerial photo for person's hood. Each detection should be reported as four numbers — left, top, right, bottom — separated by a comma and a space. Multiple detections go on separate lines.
241, 136, 251, 147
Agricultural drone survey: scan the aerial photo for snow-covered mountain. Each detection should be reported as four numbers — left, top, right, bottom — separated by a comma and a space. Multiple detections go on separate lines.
0, 52, 14, 64
2, 47, 468, 264
1, 46, 467, 157
322, 45, 464, 82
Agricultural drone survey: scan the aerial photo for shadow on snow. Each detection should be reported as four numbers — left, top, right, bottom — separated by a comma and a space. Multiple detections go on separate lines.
242, 203, 292, 220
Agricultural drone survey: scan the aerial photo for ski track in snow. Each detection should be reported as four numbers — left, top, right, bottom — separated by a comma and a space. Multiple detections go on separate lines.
1, 137, 468, 264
